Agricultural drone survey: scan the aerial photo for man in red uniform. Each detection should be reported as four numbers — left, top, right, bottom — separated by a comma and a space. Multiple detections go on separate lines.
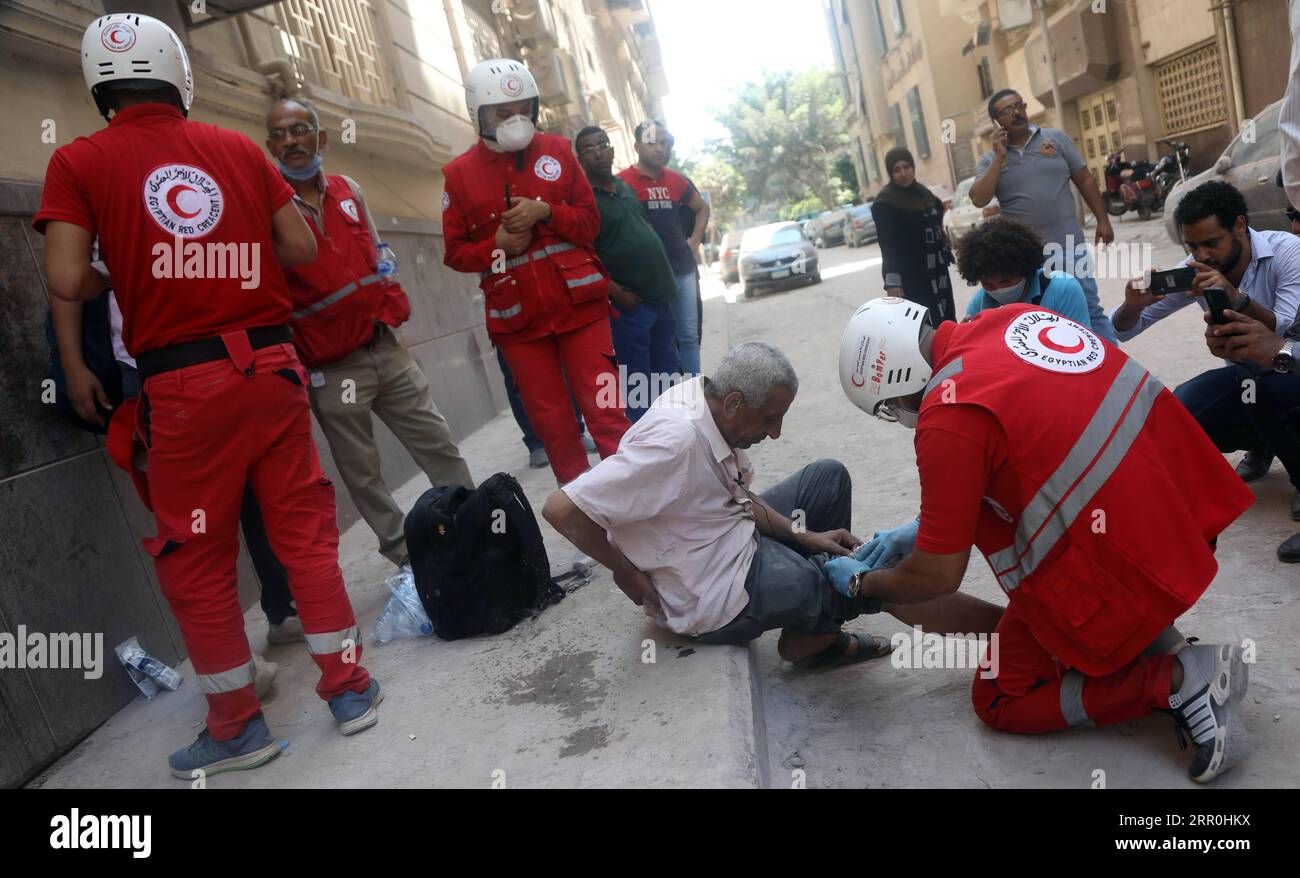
834, 297, 1255, 782
442, 58, 630, 485
36, 13, 381, 779
264, 97, 474, 568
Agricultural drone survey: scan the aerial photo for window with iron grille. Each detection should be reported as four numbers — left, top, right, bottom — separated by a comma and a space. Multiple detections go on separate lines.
907, 86, 929, 159
271, 0, 398, 106
1154, 40, 1227, 135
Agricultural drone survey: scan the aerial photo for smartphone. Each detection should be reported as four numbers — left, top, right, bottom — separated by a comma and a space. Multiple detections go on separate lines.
1204, 287, 1232, 325
1148, 266, 1196, 295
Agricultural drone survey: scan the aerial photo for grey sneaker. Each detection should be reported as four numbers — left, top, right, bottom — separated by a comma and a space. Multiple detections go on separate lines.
267, 615, 305, 646
528, 447, 549, 469
330, 679, 384, 736
1169, 643, 1250, 783
581, 433, 597, 454
167, 715, 280, 780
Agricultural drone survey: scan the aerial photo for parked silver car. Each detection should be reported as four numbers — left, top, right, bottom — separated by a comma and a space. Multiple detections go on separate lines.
943, 176, 1000, 246
843, 203, 878, 246
738, 221, 821, 298
1163, 100, 1286, 244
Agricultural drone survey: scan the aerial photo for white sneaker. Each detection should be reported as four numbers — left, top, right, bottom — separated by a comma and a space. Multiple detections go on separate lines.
267, 615, 306, 646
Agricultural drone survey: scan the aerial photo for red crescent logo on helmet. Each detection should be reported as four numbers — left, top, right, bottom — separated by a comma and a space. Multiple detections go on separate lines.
851, 374, 865, 387
1037, 325, 1085, 354
166, 185, 202, 219
101, 23, 136, 52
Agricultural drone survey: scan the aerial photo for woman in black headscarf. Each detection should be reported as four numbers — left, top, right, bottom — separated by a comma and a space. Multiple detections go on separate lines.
869, 147, 955, 323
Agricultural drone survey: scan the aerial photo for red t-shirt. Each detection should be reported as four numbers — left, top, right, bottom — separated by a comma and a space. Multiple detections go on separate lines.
914, 321, 1014, 555
616, 165, 698, 275
34, 104, 295, 356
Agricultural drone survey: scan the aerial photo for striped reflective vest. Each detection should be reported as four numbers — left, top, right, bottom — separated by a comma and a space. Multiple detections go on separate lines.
919, 304, 1254, 675
284, 174, 410, 367
441, 134, 610, 343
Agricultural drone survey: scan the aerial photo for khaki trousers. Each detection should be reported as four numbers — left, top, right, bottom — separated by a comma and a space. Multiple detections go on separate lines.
308, 326, 474, 565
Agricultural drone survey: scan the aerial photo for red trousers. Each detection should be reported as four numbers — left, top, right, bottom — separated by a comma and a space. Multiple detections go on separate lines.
498, 318, 631, 484
971, 601, 1176, 733
127, 338, 370, 740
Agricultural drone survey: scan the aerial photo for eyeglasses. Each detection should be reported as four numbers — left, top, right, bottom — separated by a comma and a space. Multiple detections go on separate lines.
579, 141, 613, 155
268, 124, 317, 142
995, 101, 1027, 118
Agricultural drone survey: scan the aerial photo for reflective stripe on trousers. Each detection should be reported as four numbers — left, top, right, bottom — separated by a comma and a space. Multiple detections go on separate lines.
988, 359, 1164, 592
292, 274, 383, 319
198, 658, 257, 695
1059, 669, 1094, 727
305, 625, 361, 656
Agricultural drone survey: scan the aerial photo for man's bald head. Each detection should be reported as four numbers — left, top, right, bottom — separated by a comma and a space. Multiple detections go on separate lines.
267, 97, 319, 129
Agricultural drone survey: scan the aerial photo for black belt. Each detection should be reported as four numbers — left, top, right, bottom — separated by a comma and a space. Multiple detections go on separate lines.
136, 325, 293, 380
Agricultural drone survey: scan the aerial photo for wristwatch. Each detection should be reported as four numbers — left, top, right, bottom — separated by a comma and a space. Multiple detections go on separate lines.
1274, 339, 1296, 373
1232, 291, 1251, 312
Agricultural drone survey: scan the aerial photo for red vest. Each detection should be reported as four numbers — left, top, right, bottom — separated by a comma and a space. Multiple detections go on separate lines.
284, 174, 410, 367
441, 134, 610, 343
920, 304, 1254, 675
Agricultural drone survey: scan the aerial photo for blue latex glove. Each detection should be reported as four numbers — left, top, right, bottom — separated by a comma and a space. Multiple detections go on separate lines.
855, 518, 920, 569
825, 556, 870, 598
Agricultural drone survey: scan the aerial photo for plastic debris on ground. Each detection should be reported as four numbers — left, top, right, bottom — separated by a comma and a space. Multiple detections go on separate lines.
115, 636, 183, 700
370, 568, 434, 642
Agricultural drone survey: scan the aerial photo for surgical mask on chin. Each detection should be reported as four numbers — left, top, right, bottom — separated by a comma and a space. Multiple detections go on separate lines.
278, 153, 323, 181
494, 115, 536, 152
893, 405, 919, 429
985, 278, 1028, 305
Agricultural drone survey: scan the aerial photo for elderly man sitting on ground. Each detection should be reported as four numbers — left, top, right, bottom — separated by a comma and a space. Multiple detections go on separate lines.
543, 341, 1003, 666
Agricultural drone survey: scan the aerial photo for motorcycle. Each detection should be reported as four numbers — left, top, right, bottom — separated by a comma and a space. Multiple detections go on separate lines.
1104, 141, 1190, 221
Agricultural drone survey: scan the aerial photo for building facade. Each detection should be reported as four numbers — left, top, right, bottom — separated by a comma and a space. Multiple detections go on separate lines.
829, 0, 1289, 197
0, 0, 665, 788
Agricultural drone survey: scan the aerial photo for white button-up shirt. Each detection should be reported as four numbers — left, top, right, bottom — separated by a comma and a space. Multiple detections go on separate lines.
561, 377, 757, 635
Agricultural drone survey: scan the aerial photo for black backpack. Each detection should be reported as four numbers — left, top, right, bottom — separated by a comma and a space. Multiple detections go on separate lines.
404, 473, 565, 640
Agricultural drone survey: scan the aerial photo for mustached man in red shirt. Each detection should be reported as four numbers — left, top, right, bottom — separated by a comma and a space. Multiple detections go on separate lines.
35, 13, 381, 779
834, 297, 1254, 783
441, 58, 630, 485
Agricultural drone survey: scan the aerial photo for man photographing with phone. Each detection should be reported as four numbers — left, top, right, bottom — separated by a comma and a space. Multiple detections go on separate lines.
1111, 181, 1300, 556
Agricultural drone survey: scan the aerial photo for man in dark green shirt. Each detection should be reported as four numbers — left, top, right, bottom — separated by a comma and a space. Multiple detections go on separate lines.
575, 126, 682, 420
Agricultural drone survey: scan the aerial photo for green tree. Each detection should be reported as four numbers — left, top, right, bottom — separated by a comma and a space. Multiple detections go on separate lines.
710, 69, 852, 216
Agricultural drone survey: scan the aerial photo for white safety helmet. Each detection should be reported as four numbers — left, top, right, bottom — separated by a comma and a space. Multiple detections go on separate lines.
82, 13, 193, 121
838, 296, 934, 416
464, 58, 539, 137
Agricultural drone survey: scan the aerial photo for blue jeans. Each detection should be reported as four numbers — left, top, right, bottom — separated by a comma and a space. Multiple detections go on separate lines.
609, 300, 681, 422
1068, 242, 1117, 343
496, 345, 583, 453
1175, 363, 1300, 488
671, 271, 702, 375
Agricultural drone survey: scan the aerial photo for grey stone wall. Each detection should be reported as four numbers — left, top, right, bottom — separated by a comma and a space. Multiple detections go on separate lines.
0, 178, 506, 788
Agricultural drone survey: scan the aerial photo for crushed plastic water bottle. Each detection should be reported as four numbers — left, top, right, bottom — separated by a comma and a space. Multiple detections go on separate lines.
376, 243, 399, 286
370, 568, 433, 643
115, 636, 183, 699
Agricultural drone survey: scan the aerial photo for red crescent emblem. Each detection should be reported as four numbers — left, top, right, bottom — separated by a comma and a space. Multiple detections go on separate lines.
1037, 325, 1085, 354
851, 374, 865, 387
166, 185, 202, 219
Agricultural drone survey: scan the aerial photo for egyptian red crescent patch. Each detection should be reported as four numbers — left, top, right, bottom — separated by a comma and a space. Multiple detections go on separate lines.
102, 22, 136, 52
142, 164, 224, 238
1003, 310, 1105, 374
500, 73, 525, 98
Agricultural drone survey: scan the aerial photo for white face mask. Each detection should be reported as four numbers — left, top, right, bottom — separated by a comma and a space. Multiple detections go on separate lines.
494, 115, 536, 151
876, 401, 920, 430
985, 278, 1027, 305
